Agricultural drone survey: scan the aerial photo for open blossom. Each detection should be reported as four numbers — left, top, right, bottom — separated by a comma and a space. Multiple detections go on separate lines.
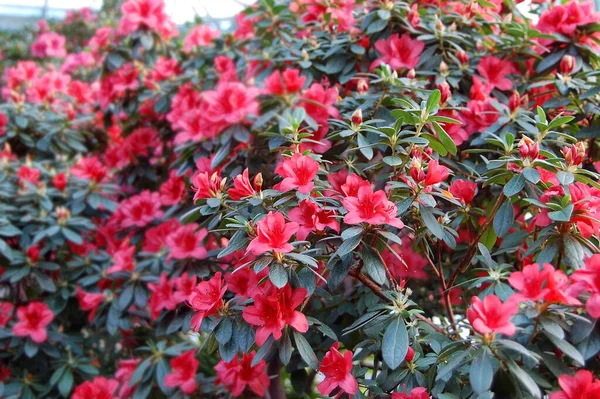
119, 0, 177, 39
189, 272, 227, 331
107, 244, 135, 274
549, 370, 600, 399
274, 153, 320, 194
119, 191, 164, 228
508, 263, 554, 303
71, 156, 108, 183
537, 1, 600, 38
165, 223, 208, 260
172, 272, 197, 303
571, 255, 600, 318
203, 82, 260, 129
264, 68, 306, 95
76, 287, 104, 322
0, 302, 14, 327
192, 171, 226, 201
372, 33, 425, 70
318, 342, 358, 396
115, 358, 140, 398
477, 56, 514, 91
298, 83, 340, 153
148, 273, 178, 318
382, 242, 428, 281
343, 185, 404, 229
467, 295, 517, 337
159, 171, 185, 206
183, 25, 220, 52
392, 388, 431, 399
72, 376, 118, 399
12, 302, 54, 343
246, 212, 299, 256
242, 283, 308, 346
31, 32, 67, 58
164, 351, 199, 394
460, 98, 500, 135
449, 179, 477, 204
288, 199, 339, 241
228, 168, 262, 200
225, 267, 266, 298
215, 352, 270, 397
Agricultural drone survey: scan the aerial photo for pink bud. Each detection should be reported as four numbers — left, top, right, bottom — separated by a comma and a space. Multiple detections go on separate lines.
559, 55, 575, 75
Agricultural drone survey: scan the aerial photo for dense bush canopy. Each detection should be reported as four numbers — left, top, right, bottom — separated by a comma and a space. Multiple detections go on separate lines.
0, 0, 599, 398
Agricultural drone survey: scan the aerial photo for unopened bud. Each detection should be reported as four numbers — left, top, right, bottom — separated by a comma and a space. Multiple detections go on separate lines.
439, 61, 449, 76
509, 91, 521, 113
457, 51, 469, 65
559, 55, 575, 75
253, 173, 263, 190
435, 17, 445, 32
351, 108, 363, 126
302, 49, 309, 61
518, 136, 539, 164
405, 347, 415, 362
357, 79, 369, 94
562, 142, 586, 168
406, 69, 416, 79
439, 82, 451, 104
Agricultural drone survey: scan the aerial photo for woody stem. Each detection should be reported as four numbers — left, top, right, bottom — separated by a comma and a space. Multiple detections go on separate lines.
267, 358, 286, 399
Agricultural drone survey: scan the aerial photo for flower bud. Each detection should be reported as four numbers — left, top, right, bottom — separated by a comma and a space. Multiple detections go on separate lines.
357, 79, 369, 94
302, 49, 309, 61
351, 108, 363, 126
518, 136, 539, 163
559, 55, 575, 75
509, 91, 521, 113
406, 69, 416, 79
435, 17, 445, 32
405, 347, 415, 362
439, 61, 449, 76
439, 82, 451, 104
562, 142, 586, 168
253, 173, 263, 190
27, 246, 40, 263
457, 51, 469, 65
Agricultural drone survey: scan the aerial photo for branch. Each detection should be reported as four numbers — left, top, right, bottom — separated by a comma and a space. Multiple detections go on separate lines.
448, 192, 505, 287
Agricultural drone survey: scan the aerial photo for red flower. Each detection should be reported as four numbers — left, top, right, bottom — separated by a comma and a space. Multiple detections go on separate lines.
343, 185, 404, 229
165, 224, 208, 260
298, 83, 340, 153
148, 273, 178, 318
192, 171, 226, 201
0, 302, 14, 327
264, 68, 306, 95
164, 351, 199, 394
115, 358, 139, 398
0, 113, 7, 136
172, 272, 197, 304
76, 287, 104, 322
288, 199, 340, 241
107, 244, 135, 274
214, 351, 270, 397
246, 212, 299, 256
549, 370, 600, 399
477, 56, 514, 91
508, 263, 555, 303
71, 156, 107, 183
537, 1, 600, 38
382, 242, 428, 281
120, 0, 173, 36
159, 171, 185, 206
52, 172, 67, 191
225, 267, 267, 298
72, 376, 118, 399
317, 342, 358, 396
119, 190, 164, 229
373, 33, 424, 71
467, 295, 517, 337
183, 25, 220, 52
424, 160, 450, 186
12, 302, 54, 343
449, 179, 477, 204
274, 153, 320, 194
189, 272, 227, 331
392, 387, 431, 399
571, 255, 600, 318
242, 283, 308, 346
17, 166, 41, 186
228, 168, 262, 200
460, 98, 500, 135
203, 81, 260, 129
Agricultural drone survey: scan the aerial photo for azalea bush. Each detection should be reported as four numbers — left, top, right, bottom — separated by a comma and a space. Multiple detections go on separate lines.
0, 0, 600, 398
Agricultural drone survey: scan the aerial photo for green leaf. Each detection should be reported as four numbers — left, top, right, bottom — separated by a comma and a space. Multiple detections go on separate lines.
548, 204, 573, 222
58, 368, 73, 397
269, 263, 288, 288
286, 252, 318, 268
506, 358, 542, 399
279, 333, 292, 365
544, 331, 585, 366
357, 133, 373, 160
436, 349, 470, 381
522, 168, 541, 184
337, 233, 362, 257
426, 89, 441, 115
362, 247, 387, 285
471, 349, 494, 393
420, 205, 444, 240
383, 156, 403, 166
382, 316, 408, 370
434, 123, 458, 155
217, 230, 248, 258
293, 331, 320, 370
422, 133, 448, 156
493, 201, 514, 237
325, 55, 346, 74
536, 48, 566, 73
503, 174, 526, 197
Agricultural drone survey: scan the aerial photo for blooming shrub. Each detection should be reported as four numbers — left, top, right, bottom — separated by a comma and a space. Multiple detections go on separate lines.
0, 0, 600, 398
